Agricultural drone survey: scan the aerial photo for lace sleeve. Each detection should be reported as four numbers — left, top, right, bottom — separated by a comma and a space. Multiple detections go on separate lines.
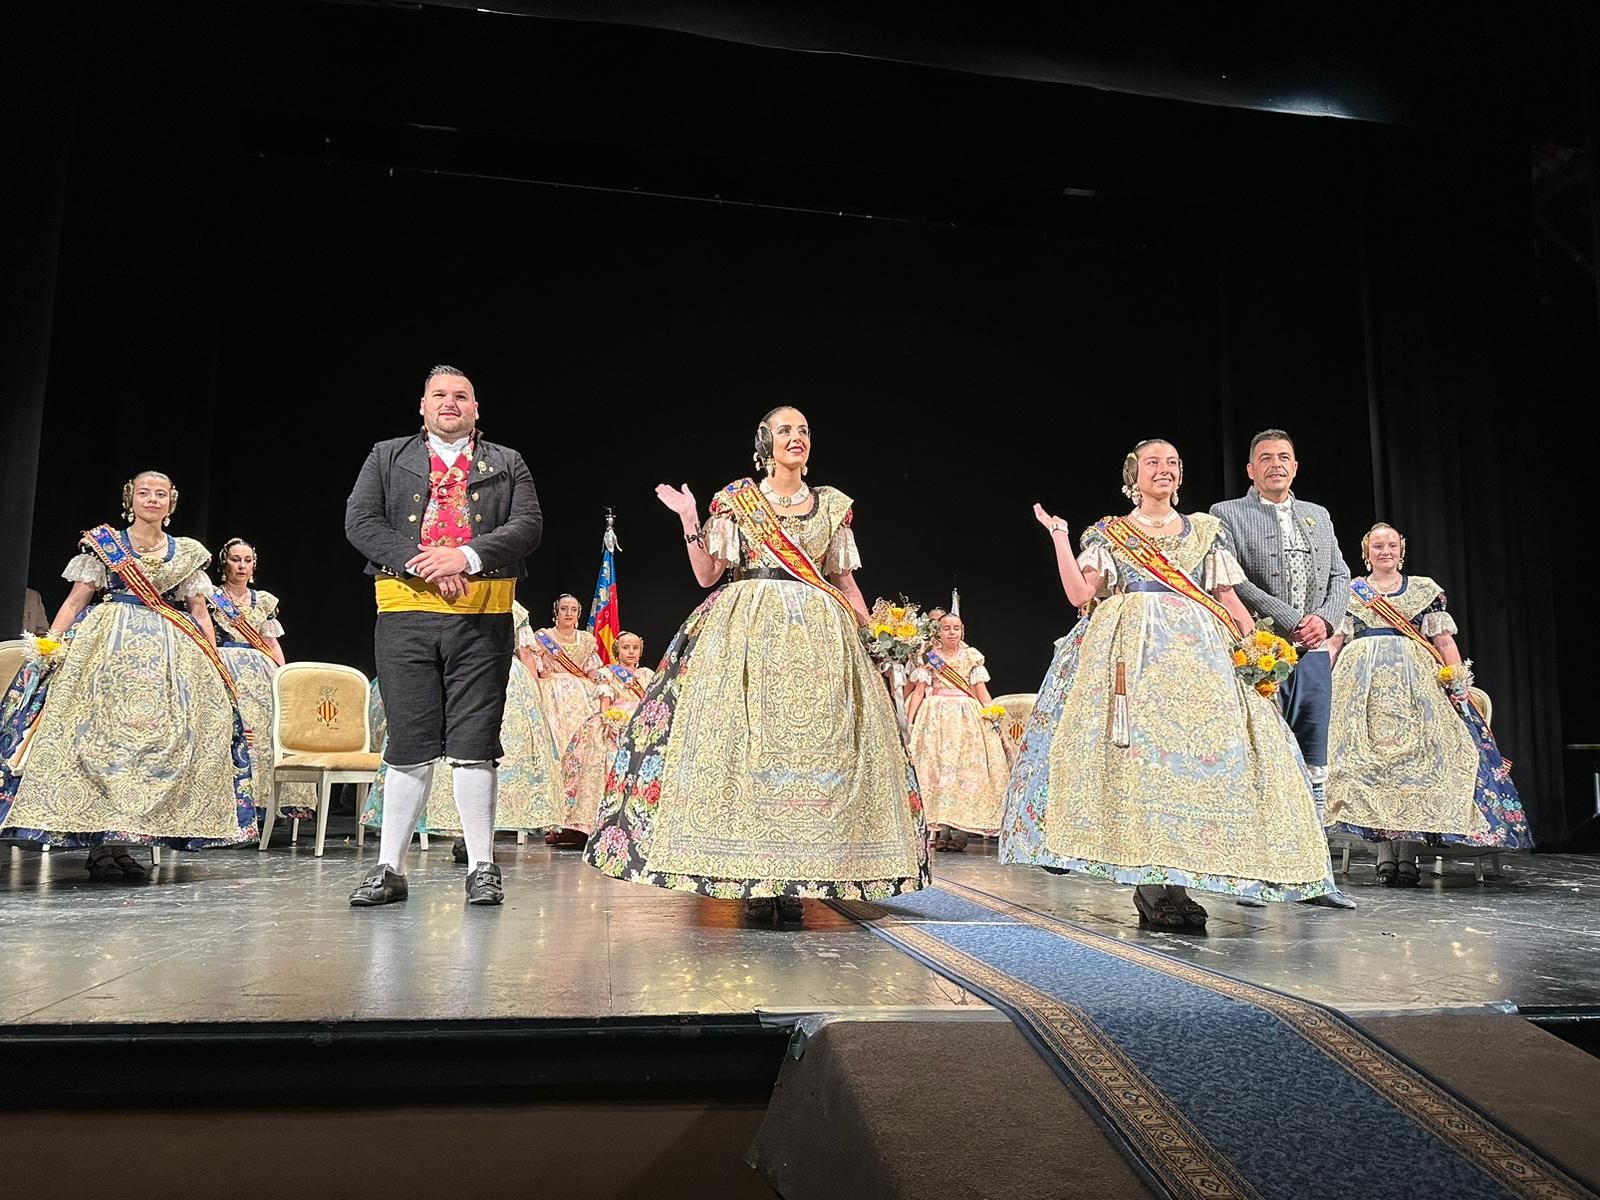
1419, 611, 1458, 638
62, 554, 107, 590
1201, 545, 1249, 591
822, 521, 863, 576
261, 618, 285, 638
702, 514, 741, 565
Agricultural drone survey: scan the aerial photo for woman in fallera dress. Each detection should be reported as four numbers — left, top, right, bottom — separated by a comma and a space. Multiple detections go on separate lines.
1324, 523, 1531, 885
532, 594, 602, 847
362, 599, 565, 862
559, 631, 653, 841
1001, 439, 1333, 929
906, 612, 1008, 850
583, 406, 928, 924
0, 471, 254, 878
206, 538, 318, 822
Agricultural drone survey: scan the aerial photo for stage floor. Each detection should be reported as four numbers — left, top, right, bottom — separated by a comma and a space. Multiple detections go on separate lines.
3, 837, 1599, 1026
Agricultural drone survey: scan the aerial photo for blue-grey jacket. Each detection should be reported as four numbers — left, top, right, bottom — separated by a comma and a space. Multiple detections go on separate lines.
344, 433, 542, 580
1208, 489, 1350, 636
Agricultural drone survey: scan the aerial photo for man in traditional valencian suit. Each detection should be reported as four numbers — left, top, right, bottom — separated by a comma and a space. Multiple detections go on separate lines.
344, 365, 542, 907
1211, 428, 1356, 909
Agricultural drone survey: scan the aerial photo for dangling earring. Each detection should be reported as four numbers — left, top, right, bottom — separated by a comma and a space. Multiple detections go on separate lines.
802, 465, 809, 477
764, 457, 775, 475
162, 516, 171, 528
1170, 486, 1180, 507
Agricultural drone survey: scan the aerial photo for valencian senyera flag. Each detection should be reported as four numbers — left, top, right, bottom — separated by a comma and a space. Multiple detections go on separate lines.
587, 510, 621, 664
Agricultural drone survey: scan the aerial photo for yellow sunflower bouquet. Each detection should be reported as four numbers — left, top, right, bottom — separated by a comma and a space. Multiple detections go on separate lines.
979, 703, 1007, 723
860, 597, 935, 667
1232, 621, 1298, 698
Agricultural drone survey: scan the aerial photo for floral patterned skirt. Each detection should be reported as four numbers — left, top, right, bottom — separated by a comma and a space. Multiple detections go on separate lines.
583, 582, 930, 900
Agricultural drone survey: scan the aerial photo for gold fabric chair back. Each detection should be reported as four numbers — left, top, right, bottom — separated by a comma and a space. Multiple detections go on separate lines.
1468, 686, 1493, 728
0, 641, 26, 693
273, 662, 372, 759
992, 691, 1037, 761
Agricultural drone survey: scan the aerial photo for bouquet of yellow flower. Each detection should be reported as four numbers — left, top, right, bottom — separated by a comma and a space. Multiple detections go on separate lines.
1232, 620, 1298, 699
602, 707, 629, 725
860, 597, 935, 667
979, 703, 1006, 723
23, 630, 70, 672
1436, 660, 1474, 699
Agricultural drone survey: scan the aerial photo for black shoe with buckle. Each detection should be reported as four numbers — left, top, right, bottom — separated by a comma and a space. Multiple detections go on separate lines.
349, 867, 408, 907
465, 861, 504, 905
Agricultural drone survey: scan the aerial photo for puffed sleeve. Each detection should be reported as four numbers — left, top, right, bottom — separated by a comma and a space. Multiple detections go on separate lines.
580, 632, 602, 673
1201, 545, 1249, 590
967, 649, 991, 685
1076, 537, 1118, 595
1200, 524, 1249, 590
1419, 591, 1459, 639
169, 568, 214, 603
258, 591, 285, 637
1336, 613, 1355, 638
62, 553, 108, 590
822, 508, 862, 576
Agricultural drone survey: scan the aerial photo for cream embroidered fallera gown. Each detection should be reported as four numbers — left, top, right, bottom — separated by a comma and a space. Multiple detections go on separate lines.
908, 645, 1008, 835
561, 663, 656, 835
584, 482, 929, 899
1001, 514, 1332, 901
0, 531, 255, 848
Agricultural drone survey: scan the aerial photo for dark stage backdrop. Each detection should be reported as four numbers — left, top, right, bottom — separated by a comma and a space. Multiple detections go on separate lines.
5, 2, 1579, 841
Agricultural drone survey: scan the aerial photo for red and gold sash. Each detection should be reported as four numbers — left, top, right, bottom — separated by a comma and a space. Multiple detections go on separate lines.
720, 479, 856, 621
1096, 516, 1242, 640
536, 630, 592, 680
83, 525, 239, 703
209, 590, 276, 659
1350, 579, 1445, 667
925, 650, 980, 702
608, 664, 647, 700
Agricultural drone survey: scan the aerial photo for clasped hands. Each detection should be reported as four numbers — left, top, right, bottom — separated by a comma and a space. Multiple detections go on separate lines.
406, 545, 472, 599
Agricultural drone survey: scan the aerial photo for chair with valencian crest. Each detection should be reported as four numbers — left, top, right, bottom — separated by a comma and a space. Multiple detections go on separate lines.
264, 662, 382, 857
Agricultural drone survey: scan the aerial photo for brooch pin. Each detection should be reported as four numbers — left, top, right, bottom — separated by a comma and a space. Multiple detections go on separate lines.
1304, 516, 1316, 528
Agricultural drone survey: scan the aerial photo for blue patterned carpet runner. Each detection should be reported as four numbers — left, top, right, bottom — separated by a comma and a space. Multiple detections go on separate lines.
834, 880, 1597, 1200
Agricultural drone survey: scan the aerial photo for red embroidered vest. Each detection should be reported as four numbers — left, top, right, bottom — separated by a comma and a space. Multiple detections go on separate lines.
421, 440, 474, 548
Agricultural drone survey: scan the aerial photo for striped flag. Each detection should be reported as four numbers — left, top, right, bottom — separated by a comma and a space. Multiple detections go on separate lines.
587, 511, 621, 664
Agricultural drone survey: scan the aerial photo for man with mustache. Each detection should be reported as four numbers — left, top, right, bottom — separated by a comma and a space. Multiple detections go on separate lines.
1211, 429, 1356, 909
344, 364, 542, 908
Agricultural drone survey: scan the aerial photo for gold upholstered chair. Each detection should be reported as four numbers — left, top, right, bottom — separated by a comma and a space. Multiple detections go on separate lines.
0, 640, 26, 694
991, 692, 1037, 765
263, 662, 382, 857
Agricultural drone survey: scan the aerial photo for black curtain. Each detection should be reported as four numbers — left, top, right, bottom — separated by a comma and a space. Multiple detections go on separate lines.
0, 8, 79, 632
1358, 126, 1567, 842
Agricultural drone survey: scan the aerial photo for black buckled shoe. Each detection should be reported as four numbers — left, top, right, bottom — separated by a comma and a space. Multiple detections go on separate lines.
465, 861, 504, 906
349, 867, 408, 907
